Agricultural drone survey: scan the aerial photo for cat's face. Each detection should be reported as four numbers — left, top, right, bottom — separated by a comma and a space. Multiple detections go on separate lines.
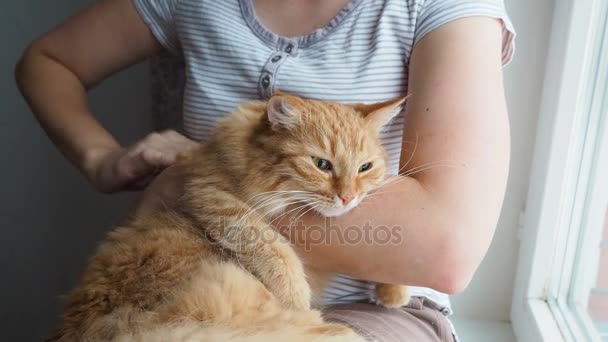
266, 94, 405, 217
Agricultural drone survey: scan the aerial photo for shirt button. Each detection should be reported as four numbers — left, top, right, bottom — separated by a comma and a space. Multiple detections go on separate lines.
261, 75, 271, 88
271, 55, 282, 63
285, 44, 294, 54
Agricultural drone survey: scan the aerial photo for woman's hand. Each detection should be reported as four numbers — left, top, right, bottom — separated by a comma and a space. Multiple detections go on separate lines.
85, 130, 198, 193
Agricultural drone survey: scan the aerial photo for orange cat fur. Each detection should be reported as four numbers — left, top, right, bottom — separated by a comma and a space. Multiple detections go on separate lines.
54, 93, 409, 341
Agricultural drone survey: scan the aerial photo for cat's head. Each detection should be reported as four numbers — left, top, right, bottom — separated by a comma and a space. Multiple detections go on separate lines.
265, 93, 406, 217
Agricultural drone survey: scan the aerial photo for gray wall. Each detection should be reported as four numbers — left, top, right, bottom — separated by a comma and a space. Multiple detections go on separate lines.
0, 0, 554, 340
1, 1, 152, 340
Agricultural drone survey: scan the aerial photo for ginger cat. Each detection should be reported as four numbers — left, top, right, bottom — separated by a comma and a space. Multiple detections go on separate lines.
54, 93, 410, 341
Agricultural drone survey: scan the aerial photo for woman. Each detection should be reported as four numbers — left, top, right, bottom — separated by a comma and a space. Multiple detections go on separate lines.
15, 0, 515, 340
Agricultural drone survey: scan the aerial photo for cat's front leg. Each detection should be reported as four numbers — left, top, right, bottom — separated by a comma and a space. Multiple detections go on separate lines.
241, 233, 312, 311
194, 199, 311, 310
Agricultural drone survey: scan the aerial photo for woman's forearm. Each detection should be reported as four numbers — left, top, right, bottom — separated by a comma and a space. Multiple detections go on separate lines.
275, 176, 450, 291
276, 173, 499, 295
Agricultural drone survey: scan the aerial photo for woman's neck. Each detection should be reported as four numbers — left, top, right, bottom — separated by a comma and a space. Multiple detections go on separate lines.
251, 0, 352, 37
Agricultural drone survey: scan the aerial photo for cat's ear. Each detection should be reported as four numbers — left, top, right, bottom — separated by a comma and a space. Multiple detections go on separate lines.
353, 96, 409, 131
267, 93, 306, 130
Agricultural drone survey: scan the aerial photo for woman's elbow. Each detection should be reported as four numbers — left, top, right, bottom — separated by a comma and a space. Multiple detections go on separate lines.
15, 40, 43, 90
428, 233, 480, 295
430, 262, 474, 295
14, 45, 32, 88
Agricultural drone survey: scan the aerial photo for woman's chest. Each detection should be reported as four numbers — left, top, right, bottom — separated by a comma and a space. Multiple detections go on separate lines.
173, 0, 414, 156
176, 0, 414, 99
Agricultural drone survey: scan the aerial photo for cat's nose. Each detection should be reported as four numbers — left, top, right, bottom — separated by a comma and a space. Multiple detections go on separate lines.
339, 195, 355, 206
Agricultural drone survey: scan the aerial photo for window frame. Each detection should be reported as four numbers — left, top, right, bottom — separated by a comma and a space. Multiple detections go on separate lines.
510, 0, 608, 341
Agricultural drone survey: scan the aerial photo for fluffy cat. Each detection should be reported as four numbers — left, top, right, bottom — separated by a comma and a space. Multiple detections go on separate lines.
53, 93, 410, 341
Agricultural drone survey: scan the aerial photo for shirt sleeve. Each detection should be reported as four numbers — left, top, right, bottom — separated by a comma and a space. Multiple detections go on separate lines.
414, 0, 516, 65
132, 0, 181, 53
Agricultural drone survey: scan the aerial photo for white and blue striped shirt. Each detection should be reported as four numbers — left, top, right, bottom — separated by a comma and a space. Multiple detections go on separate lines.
133, 0, 515, 315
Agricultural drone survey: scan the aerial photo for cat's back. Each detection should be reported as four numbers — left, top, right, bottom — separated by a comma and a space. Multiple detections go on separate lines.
182, 100, 268, 182
212, 100, 268, 145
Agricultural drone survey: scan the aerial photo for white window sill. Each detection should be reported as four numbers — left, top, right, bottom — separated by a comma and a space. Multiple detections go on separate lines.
451, 316, 516, 342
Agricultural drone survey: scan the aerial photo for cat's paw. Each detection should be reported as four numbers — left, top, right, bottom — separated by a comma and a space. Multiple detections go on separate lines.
271, 276, 311, 311
375, 283, 410, 309
257, 245, 312, 311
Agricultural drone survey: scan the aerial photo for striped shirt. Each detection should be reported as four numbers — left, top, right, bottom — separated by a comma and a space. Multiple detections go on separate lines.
133, 0, 515, 316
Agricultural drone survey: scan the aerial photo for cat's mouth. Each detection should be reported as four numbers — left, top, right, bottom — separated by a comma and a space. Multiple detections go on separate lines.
313, 196, 362, 217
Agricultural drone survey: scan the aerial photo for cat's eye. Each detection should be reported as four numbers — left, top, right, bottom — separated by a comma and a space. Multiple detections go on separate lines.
359, 162, 373, 173
312, 157, 332, 171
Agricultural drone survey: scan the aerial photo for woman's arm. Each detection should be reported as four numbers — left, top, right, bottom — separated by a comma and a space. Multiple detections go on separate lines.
15, 0, 195, 192
278, 17, 510, 294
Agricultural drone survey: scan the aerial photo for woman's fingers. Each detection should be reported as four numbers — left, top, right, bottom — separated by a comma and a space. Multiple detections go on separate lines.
157, 130, 199, 156
140, 148, 175, 167
99, 130, 197, 192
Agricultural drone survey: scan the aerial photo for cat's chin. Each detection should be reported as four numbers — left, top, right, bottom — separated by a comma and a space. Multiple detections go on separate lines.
315, 208, 350, 217
314, 200, 361, 217
315, 207, 351, 217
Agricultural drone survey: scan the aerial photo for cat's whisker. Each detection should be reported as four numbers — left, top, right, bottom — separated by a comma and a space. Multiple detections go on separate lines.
241, 191, 312, 215
234, 194, 289, 230
398, 159, 459, 175
400, 162, 460, 177
282, 203, 312, 230
268, 202, 312, 226
363, 190, 411, 201
366, 189, 410, 197
397, 132, 419, 174
236, 202, 315, 254
232, 192, 284, 223
289, 203, 322, 229
233, 196, 315, 252
373, 176, 412, 191
251, 199, 310, 229
232, 192, 318, 244
373, 160, 461, 191
241, 190, 308, 214
238, 190, 298, 217
372, 177, 411, 192
374, 163, 460, 191
244, 190, 311, 204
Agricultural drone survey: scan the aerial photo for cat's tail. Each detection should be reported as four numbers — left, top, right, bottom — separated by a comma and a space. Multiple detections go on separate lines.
112, 320, 366, 342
